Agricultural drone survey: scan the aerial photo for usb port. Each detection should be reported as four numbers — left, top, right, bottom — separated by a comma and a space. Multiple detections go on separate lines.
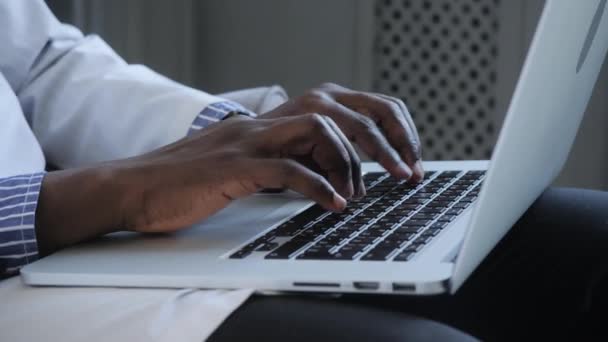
392, 283, 416, 292
353, 281, 380, 290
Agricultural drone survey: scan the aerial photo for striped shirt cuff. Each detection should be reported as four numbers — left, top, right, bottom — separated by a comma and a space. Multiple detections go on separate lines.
0, 172, 44, 277
188, 101, 256, 135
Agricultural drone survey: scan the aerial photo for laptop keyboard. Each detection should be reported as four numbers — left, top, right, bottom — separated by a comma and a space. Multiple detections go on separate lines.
229, 170, 485, 262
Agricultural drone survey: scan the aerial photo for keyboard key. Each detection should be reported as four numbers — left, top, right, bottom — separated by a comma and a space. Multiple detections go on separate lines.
356, 211, 380, 219
437, 214, 457, 222
436, 171, 461, 178
358, 230, 386, 238
273, 206, 327, 236
229, 249, 253, 259
374, 239, 402, 250
332, 250, 358, 260
380, 177, 402, 186
460, 195, 478, 203
426, 200, 452, 208
365, 225, 392, 235
448, 184, 470, 191
393, 249, 416, 261
255, 242, 280, 251
421, 228, 441, 237
410, 243, 426, 252
306, 225, 333, 237
341, 206, 359, 215
394, 203, 421, 211
360, 247, 395, 261
403, 198, 430, 205
413, 234, 434, 244
417, 207, 444, 214
402, 219, 432, 227
350, 236, 378, 245
383, 210, 409, 218
273, 224, 302, 237
411, 192, 433, 199
410, 213, 439, 221
427, 179, 449, 187
431, 221, 449, 229
394, 226, 424, 234
451, 202, 470, 209
446, 207, 464, 216
324, 230, 351, 240
381, 237, 411, 247
297, 250, 334, 260
377, 216, 401, 226
265, 239, 311, 259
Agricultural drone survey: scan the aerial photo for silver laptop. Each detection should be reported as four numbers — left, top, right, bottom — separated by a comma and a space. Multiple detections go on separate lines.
22, 0, 608, 295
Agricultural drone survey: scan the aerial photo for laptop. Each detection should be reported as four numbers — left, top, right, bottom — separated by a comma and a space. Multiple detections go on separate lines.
22, 0, 608, 295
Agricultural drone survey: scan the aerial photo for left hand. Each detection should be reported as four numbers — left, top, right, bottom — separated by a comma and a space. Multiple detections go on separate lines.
260, 83, 424, 182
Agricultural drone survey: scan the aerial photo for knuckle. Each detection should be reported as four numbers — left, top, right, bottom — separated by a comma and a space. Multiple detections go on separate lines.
305, 113, 327, 129
300, 90, 329, 109
385, 100, 402, 116
392, 97, 408, 110
318, 82, 339, 90
410, 141, 422, 159
357, 115, 378, 133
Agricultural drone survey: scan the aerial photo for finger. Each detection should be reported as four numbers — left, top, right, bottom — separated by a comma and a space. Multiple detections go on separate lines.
375, 94, 424, 180
336, 92, 421, 169
303, 99, 412, 180
321, 115, 365, 198
263, 114, 355, 199
250, 158, 346, 211
320, 85, 423, 180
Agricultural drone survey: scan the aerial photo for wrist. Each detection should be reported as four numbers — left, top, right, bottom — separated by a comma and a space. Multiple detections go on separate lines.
36, 165, 127, 255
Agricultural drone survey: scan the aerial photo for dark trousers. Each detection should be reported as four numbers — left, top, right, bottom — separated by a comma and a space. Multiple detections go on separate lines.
209, 188, 608, 341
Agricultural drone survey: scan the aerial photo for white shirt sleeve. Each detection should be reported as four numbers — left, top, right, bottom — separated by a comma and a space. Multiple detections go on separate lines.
0, 0, 237, 168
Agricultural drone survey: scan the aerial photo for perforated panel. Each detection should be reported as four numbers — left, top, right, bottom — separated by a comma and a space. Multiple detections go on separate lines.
373, 0, 501, 160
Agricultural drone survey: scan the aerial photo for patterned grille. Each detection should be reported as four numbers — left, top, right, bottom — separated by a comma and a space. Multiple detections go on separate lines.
373, 0, 501, 160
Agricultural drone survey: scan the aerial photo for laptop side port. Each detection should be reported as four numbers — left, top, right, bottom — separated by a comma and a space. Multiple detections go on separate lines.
392, 282, 416, 292
292, 282, 340, 288
353, 281, 380, 290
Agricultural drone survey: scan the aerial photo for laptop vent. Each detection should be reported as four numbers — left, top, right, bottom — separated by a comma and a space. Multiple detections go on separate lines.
372, 0, 502, 160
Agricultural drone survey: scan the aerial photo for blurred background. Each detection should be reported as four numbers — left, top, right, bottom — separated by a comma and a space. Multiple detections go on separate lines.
46, 0, 608, 189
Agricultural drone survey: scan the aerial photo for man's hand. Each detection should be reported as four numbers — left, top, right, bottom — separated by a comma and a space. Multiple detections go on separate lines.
261, 83, 424, 182
36, 114, 363, 254
35, 84, 424, 256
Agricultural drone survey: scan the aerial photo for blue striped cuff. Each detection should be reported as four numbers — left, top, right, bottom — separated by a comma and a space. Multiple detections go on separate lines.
188, 101, 256, 135
0, 172, 44, 277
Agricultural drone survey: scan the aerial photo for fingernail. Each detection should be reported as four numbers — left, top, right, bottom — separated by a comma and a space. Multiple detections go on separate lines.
396, 161, 413, 179
413, 161, 425, 179
333, 192, 347, 211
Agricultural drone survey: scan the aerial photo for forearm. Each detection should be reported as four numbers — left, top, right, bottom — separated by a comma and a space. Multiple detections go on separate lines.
35, 165, 129, 256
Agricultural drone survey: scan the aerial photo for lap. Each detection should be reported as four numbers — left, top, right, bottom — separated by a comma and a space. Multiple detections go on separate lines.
208, 295, 476, 342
